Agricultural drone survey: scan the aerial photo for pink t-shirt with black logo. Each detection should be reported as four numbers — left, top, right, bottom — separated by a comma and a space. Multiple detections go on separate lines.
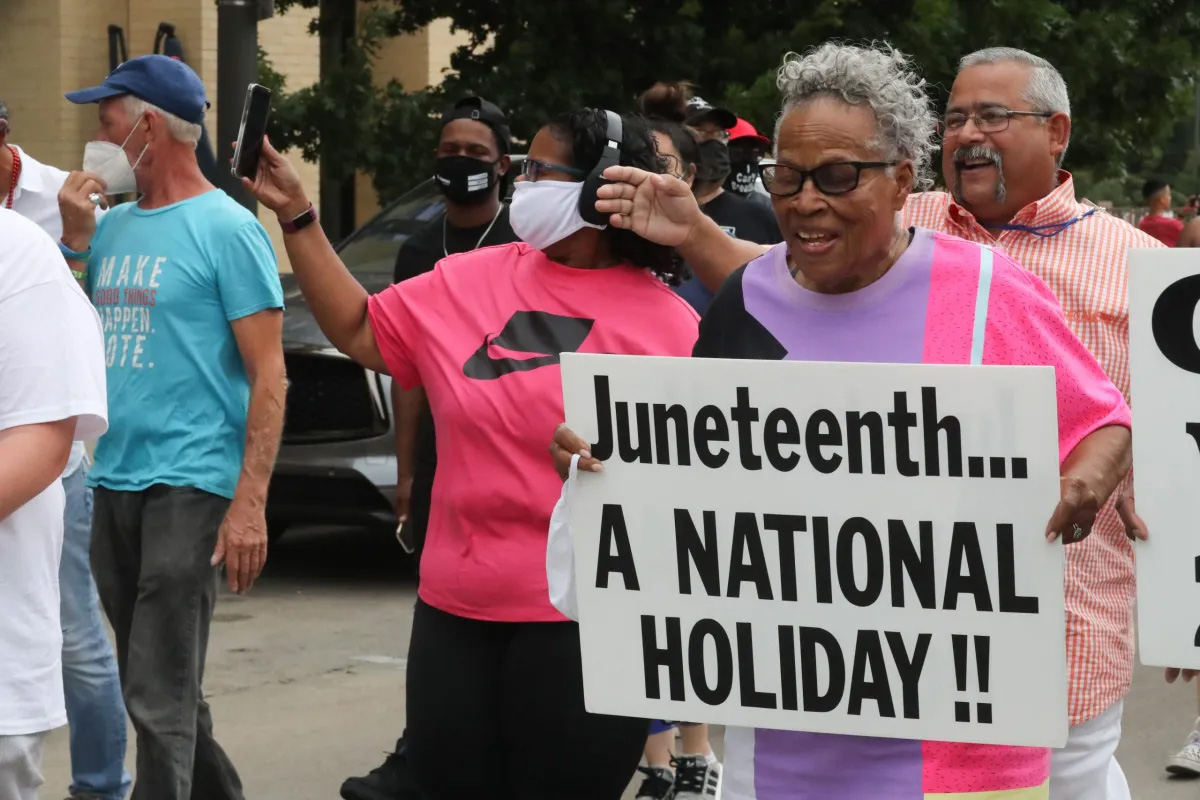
367, 242, 700, 622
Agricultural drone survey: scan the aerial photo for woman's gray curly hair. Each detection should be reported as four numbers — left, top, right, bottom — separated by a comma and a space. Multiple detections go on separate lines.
775, 42, 938, 190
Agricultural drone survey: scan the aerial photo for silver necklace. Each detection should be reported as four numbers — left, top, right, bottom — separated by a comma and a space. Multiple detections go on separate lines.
443, 205, 503, 257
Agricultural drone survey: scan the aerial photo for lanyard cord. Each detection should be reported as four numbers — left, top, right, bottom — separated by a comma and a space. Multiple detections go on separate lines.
443, 204, 503, 258
983, 207, 1098, 238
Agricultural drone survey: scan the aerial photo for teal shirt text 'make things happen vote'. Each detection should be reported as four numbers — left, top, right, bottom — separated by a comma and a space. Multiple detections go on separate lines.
85, 189, 284, 499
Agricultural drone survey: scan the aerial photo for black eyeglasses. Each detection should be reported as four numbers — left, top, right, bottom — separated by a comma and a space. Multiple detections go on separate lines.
758, 161, 897, 197
520, 159, 587, 182
940, 108, 1053, 134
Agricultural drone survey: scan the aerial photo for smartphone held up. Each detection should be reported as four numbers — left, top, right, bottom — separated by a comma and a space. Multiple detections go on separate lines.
231, 83, 271, 181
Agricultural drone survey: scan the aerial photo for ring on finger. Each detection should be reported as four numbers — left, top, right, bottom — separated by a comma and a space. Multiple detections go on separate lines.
1071, 523, 1084, 541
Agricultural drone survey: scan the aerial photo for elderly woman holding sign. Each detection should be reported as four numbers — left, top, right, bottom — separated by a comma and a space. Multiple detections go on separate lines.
550, 43, 1132, 799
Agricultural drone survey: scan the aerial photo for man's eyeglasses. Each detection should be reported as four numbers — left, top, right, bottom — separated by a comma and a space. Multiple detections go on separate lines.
521, 159, 587, 182
940, 108, 1053, 135
758, 161, 897, 197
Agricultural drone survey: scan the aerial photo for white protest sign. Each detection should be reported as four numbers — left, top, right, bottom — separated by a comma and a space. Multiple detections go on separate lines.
1129, 248, 1200, 669
561, 353, 1067, 748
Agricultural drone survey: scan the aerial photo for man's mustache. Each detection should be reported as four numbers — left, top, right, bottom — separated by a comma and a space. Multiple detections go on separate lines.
951, 145, 1007, 205
953, 145, 1003, 170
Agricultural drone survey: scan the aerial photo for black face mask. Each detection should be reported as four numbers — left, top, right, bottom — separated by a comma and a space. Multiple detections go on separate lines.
695, 139, 731, 184
724, 158, 759, 196
435, 155, 499, 205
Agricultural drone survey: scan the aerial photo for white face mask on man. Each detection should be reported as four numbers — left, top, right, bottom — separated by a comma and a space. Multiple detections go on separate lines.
82, 115, 149, 195
508, 179, 605, 251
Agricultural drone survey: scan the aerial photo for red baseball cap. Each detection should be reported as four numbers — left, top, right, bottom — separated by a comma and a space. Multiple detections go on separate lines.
729, 118, 770, 147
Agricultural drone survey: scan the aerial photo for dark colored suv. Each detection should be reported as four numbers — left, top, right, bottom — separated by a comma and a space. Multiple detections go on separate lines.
266, 176, 448, 544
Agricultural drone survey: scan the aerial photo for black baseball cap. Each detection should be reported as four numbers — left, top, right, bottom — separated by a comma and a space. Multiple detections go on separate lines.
685, 96, 736, 130
441, 96, 511, 154
65, 55, 209, 124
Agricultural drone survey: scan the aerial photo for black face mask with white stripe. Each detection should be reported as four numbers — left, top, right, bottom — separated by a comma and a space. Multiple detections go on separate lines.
434, 155, 499, 206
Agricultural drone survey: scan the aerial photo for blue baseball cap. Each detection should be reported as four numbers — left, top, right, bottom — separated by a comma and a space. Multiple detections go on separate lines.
65, 55, 209, 124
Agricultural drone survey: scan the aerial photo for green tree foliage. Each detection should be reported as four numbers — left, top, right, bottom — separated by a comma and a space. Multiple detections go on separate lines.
263, 0, 1200, 205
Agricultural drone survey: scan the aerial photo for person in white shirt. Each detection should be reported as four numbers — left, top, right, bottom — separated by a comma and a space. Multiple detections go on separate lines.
0, 101, 130, 800
0, 207, 107, 800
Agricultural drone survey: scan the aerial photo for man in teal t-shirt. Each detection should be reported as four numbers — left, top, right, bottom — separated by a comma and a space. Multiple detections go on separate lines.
58, 55, 285, 800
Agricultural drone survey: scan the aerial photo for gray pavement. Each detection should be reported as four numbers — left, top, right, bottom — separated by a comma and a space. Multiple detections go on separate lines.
38, 525, 1200, 799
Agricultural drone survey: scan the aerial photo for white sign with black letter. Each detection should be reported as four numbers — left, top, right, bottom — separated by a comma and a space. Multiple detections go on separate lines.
1129, 249, 1200, 669
561, 353, 1067, 748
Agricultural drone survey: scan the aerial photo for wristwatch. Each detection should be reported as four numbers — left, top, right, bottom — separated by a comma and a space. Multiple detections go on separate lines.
279, 203, 318, 234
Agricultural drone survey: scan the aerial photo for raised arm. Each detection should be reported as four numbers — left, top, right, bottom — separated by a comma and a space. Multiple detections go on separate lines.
242, 137, 388, 374
595, 165, 769, 292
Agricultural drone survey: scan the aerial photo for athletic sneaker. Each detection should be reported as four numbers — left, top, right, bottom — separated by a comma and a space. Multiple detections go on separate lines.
634, 766, 676, 799
340, 737, 423, 800
673, 754, 722, 799
1167, 718, 1200, 777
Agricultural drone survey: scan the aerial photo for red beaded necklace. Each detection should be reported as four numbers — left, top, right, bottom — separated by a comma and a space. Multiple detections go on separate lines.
4, 146, 21, 210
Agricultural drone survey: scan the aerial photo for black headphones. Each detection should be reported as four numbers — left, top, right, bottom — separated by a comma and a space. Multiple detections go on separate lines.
577, 109, 623, 226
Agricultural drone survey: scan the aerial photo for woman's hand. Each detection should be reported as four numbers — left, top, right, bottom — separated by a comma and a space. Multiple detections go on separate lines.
595, 166, 703, 248
240, 136, 310, 219
1045, 474, 1101, 544
549, 424, 604, 481
1046, 425, 1131, 544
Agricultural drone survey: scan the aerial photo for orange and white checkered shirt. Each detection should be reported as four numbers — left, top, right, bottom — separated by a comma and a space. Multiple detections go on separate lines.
901, 172, 1163, 726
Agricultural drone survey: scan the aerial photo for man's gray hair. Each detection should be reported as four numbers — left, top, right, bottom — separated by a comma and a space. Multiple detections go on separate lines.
775, 43, 938, 190
122, 95, 202, 149
958, 47, 1071, 166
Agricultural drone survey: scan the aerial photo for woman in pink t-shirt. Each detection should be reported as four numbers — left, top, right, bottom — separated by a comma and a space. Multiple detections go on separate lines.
246, 111, 699, 799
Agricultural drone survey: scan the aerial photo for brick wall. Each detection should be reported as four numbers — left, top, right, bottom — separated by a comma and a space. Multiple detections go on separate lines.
257, 5, 320, 272
59, 0, 132, 169
1, 1, 65, 166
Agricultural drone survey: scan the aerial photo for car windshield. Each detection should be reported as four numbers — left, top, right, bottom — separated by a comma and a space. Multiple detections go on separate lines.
335, 177, 446, 275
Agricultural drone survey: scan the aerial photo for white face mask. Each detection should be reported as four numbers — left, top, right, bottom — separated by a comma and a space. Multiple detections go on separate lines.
83, 116, 148, 195
509, 179, 605, 251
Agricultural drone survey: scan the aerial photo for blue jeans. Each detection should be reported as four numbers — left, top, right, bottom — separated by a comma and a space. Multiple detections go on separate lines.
61, 461, 131, 800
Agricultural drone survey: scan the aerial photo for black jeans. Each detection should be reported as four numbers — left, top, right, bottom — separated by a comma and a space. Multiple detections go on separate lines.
406, 600, 648, 800
91, 485, 243, 800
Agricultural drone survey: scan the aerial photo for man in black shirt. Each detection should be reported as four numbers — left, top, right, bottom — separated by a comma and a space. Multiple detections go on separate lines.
341, 95, 518, 800
676, 98, 781, 314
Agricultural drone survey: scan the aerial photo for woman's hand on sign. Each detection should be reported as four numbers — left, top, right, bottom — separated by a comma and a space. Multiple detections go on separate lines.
240, 136, 311, 220
1115, 481, 1148, 541
549, 423, 603, 481
1165, 667, 1198, 683
1044, 474, 1100, 544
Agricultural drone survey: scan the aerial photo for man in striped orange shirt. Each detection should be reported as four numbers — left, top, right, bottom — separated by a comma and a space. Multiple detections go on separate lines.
900, 47, 1160, 800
